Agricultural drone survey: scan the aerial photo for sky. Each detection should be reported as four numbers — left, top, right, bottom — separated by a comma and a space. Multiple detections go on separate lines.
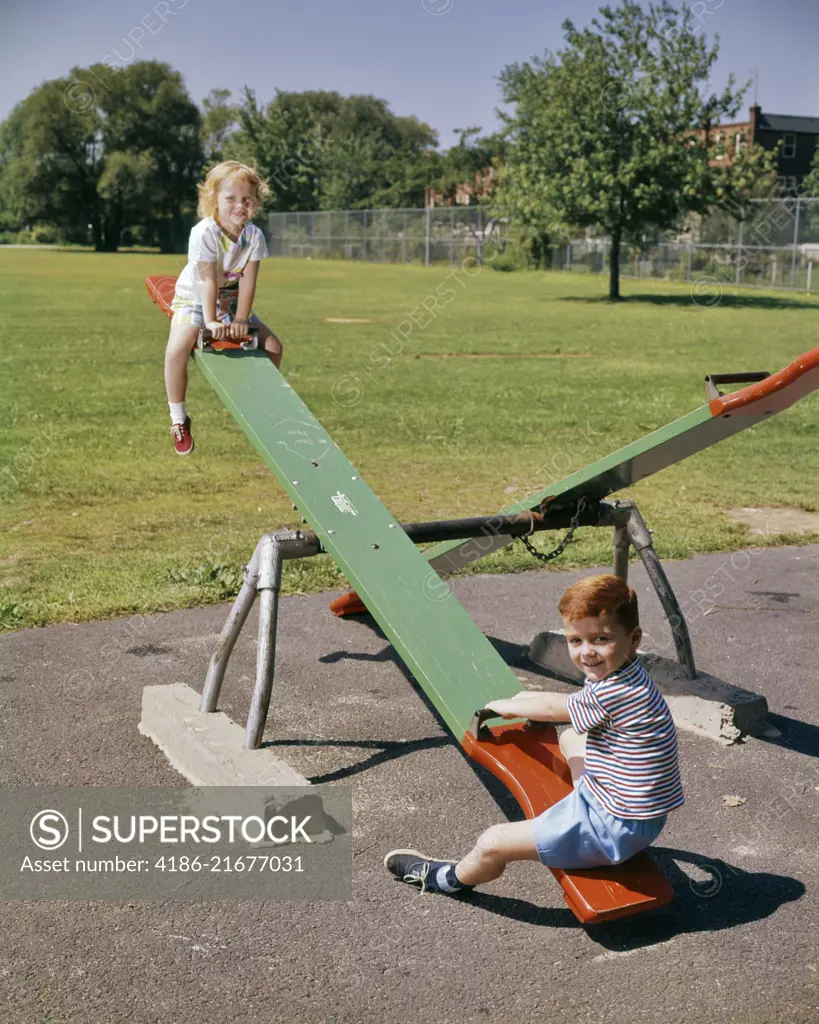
1, 0, 817, 150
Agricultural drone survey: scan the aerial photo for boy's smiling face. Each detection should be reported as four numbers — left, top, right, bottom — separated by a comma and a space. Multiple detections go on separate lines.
562, 613, 642, 681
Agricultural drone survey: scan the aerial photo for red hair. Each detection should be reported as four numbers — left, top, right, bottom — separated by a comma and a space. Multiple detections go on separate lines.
558, 574, 639, 633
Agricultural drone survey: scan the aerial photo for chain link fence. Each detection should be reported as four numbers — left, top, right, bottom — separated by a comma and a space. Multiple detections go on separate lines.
264, 197, 819, 293
265, 207, 511, 266
552, 197, 819, 292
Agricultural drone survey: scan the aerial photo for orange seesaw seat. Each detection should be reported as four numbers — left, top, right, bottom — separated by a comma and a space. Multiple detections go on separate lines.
330, 590, 368, 616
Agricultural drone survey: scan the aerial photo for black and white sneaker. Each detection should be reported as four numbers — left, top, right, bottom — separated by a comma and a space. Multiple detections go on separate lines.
383, 849, 462, 894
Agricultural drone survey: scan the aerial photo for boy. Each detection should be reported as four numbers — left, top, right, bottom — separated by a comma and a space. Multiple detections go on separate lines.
384, 574, 683, 895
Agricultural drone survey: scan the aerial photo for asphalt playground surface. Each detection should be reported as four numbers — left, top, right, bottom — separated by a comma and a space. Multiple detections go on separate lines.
1, 544, 817, 1024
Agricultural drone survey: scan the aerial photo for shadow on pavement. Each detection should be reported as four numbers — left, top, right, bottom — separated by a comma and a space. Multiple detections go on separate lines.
380, 846, 806, 947
456, 849, 805, 947
261, 735, 453, 785
485, 634, 555, 675
755, 712, 819, 759
587, 848, 806, 949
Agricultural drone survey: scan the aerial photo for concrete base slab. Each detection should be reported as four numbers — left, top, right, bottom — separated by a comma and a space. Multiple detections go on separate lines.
138, 682, 310, 787
528, 631, 768, 745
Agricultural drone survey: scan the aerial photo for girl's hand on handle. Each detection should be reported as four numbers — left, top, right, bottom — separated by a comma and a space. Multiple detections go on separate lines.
205, 320, 227, 340
229, 319, 249, 340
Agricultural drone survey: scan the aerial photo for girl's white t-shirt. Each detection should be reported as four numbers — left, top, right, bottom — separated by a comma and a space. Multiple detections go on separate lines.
174, 216, 269, 313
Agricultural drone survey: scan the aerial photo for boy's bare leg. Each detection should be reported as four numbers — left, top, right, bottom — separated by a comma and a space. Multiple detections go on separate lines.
558, 728, 587, 786
454, 820, 540, 887
164, 324, 200, 403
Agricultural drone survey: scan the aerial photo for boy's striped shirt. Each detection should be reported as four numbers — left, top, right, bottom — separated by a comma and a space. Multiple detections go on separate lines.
566, 658, 684, 819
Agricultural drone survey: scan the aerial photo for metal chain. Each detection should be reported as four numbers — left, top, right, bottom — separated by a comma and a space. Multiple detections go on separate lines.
519, 496, 588, 564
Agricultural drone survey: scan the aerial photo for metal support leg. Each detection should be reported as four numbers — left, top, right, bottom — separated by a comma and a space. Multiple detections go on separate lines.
200, 544, 262, 713
245, 534, 283, 749
612, 522, 630, 581
201, 530, 322, 736
626, 507, 697, 680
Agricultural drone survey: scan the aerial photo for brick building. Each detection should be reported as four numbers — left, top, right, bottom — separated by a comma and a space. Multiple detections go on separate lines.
702, 104, 819, 192
424, 166, 498, 208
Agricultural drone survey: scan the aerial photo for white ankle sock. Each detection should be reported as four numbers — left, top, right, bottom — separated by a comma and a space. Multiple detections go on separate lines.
169, 402, 187, 425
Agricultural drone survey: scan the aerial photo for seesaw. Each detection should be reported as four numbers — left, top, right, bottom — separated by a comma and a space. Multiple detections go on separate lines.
146, 275, 819, 924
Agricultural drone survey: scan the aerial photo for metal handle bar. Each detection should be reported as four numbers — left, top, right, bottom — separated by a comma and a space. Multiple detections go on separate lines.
704, 371, 770, 402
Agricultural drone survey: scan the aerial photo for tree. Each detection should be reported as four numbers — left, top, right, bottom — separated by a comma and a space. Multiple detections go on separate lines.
803, 150, 819, 243
0, 61, 202, 251
201, 88, 240, 163
804, 149, 819, 197
231, 89, 338, 211
231, 89, 439, 211
496, 1, 777, 298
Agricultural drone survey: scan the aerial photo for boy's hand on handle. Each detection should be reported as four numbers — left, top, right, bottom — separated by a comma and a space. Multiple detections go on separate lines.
484, 699, 525, 720
205, 320, 227, 340
229, 319, 249, 339
485, 690, 570, 723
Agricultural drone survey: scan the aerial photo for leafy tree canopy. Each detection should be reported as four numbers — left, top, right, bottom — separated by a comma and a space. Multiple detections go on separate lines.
201, 88, 239, 163
228, 88, 439, 210
495, 1, 777, 297
0, 60, 202, 250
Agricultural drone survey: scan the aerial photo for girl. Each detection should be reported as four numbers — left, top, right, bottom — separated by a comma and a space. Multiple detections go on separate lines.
164, 161, 283, 455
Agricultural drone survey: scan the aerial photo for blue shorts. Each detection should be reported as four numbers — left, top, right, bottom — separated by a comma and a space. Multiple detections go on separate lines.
531, 777, 666, 869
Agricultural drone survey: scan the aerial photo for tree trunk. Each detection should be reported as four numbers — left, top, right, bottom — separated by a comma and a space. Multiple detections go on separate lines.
529, 232, 550, 269
608, 227, 622, 301
97, 212, 121, 252
538, 232, 550, 269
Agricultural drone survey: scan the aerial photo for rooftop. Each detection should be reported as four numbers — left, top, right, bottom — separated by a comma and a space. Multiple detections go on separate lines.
758, 112, 819, 134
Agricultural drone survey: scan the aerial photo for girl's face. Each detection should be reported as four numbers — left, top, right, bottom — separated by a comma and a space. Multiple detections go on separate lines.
216, 176, 258, 232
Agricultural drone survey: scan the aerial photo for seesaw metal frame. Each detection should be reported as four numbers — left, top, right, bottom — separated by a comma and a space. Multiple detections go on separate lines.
203, 498, 693, 751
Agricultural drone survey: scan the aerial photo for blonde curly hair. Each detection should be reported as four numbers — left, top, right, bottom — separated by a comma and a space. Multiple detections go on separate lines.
196, 161, 271, 220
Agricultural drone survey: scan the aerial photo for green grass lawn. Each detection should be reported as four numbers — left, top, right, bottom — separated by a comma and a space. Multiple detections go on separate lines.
1, 248, 818, 631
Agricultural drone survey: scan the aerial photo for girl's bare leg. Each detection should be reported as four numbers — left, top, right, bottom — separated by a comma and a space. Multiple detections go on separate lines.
558, 727, 587, 786
454, 819, 540, 887
251, 319, 283, 369
164, 323, 200, 404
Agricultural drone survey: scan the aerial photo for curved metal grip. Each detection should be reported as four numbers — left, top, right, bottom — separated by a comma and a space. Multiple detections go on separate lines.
467, 706, 546, 740
704, 371, 769, 402
467, 707, 504, 740
199, 326, 260, 352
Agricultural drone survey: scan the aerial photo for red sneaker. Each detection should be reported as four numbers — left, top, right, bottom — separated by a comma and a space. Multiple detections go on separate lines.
170, 416, 194, 456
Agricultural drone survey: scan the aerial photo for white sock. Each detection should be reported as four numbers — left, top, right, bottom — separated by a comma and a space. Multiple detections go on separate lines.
435, 865, 458, 892
169, 402, 187, 425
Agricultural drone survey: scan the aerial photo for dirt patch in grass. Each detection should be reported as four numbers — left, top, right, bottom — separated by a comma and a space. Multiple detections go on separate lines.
323, 317, 378, 324
412, 352, 597, 359
728, 506, 819, 535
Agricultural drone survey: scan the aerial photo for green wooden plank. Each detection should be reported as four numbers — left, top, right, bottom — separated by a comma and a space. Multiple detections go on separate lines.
427, 401, 763, 574
193, 348, 520, 737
